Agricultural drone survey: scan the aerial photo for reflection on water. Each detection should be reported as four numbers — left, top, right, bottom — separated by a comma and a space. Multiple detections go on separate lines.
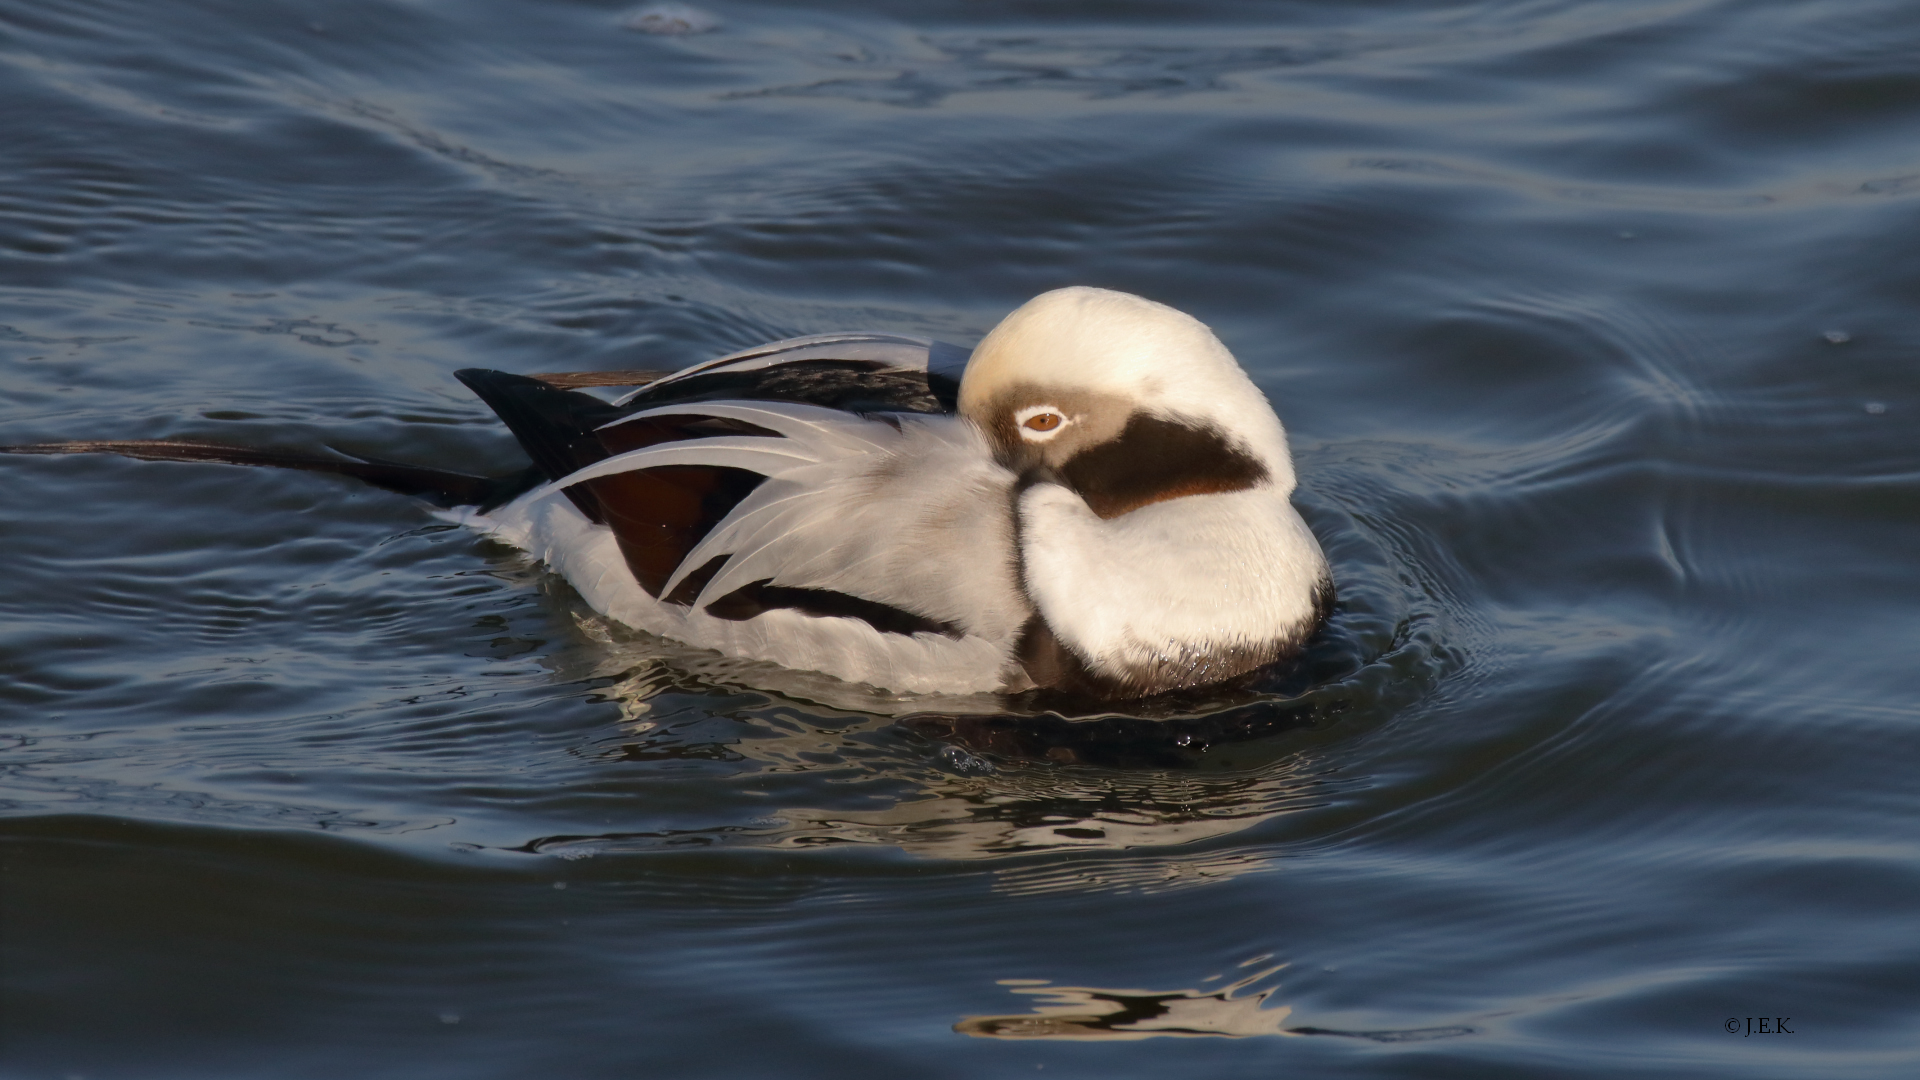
502, 479, 1449, 876
513, 610, 1426, 873
8, 0, 1920, 1071
523, 676, 1336, 874
959, 961, 1295, 1041
957, 959, 1475, 1042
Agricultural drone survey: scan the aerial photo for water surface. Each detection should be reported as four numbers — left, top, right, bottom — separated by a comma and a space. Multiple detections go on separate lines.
4, 0, 1919, 1076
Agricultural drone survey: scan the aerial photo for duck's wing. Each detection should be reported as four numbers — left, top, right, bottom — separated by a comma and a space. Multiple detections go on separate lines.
613, 332, 971, 414
454, 333, 975, 584
519, 333, 970, 408
457, 336, 1025, 688
554, 400, 1019, 631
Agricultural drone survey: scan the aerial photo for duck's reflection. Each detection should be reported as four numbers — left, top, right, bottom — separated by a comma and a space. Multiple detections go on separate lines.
527, 664, 1337, 877
956, 959, 1476, 1043
526, 730, 1328, 884
518, 617, 1374, 878
957, 961, 1295, 1040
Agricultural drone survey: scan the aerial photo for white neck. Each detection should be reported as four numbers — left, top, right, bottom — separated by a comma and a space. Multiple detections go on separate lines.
1018, 481, 1328, 692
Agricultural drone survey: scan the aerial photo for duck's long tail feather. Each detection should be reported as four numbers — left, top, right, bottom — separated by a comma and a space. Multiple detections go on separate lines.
0, 370, 667, 506
0, 439, 540, 508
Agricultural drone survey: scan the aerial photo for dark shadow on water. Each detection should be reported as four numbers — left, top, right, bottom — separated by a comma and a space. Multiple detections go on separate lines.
898, 615, 1371, 769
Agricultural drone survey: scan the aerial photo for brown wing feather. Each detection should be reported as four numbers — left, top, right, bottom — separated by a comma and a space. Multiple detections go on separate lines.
529, 369, 672, 389
588, 465, 763, 599
584, 413, 780, 600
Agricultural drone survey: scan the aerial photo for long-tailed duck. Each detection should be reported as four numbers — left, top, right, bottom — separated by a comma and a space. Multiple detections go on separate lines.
4, 287, 1331, 699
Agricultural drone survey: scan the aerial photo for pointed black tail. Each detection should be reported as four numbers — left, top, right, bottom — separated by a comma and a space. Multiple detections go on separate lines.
453, 369, 627, 522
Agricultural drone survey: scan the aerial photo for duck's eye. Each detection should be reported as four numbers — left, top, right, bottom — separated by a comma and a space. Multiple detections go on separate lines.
1013, 405, 1072, 443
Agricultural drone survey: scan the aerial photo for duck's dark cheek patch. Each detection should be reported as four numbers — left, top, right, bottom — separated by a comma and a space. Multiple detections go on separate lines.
1059, 415, 1267, 519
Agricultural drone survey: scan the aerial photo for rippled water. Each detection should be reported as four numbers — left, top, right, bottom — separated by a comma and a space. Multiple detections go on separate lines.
4, 0, 1919, 1076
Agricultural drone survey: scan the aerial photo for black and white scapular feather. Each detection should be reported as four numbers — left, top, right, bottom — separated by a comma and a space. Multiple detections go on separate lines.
4, 288, 1334, 699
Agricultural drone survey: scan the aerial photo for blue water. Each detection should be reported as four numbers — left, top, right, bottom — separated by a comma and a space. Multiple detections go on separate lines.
4, 0, 1919, 1076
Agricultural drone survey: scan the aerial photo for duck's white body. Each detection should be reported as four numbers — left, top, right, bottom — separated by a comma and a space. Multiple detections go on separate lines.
451, 288, 1332, 698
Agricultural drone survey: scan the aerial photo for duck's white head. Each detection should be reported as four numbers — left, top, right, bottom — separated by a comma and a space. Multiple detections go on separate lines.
958, 287, 1330, 697
959, 286, 1296, 516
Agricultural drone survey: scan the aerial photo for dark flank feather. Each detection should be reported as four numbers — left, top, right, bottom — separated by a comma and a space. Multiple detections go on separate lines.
704, 579, 963, 638
0, 439, 532, 508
